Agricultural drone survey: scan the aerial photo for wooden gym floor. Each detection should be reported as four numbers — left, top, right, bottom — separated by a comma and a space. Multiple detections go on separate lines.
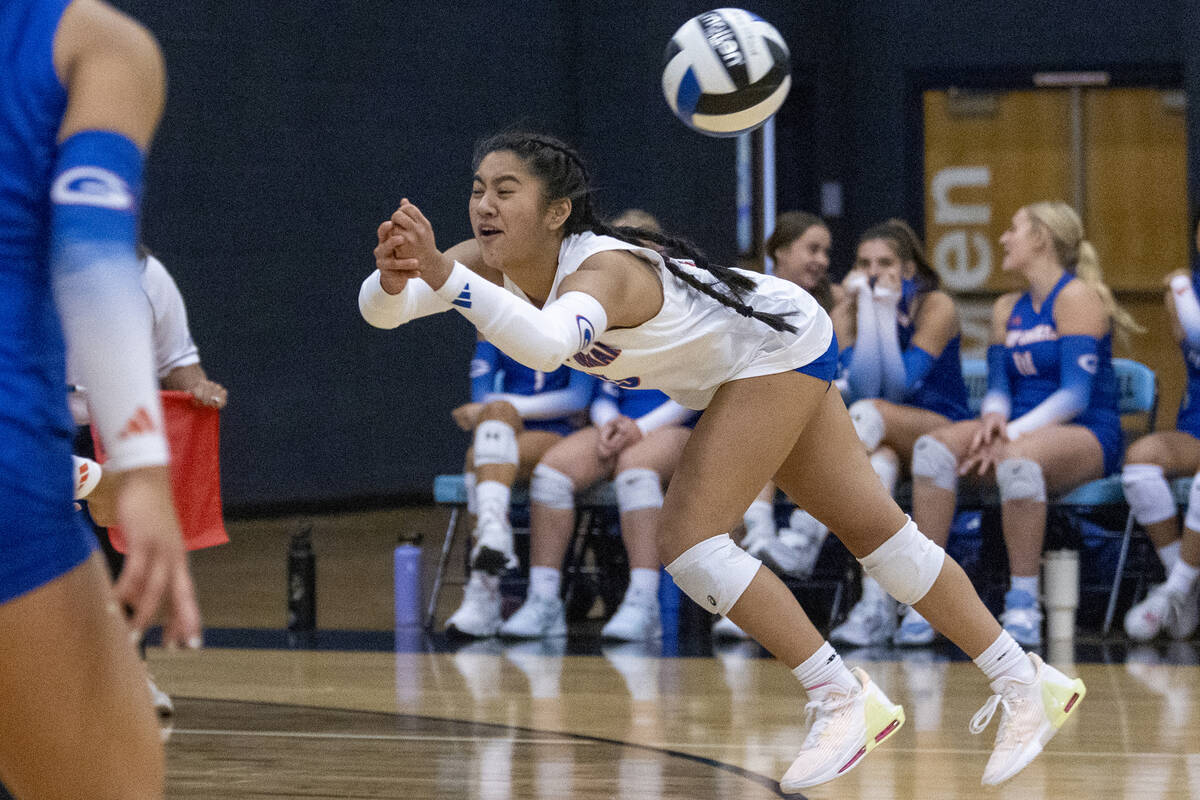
146, 507, 1200, 799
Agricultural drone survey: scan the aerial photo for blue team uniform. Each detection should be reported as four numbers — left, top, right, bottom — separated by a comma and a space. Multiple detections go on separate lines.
1004, 272, 1123, 474
595, 381, 700, 429
1175, 269, 1200, 438
896, 287, 970, 420
474, 346, 590, 436
0, 0, 97, 603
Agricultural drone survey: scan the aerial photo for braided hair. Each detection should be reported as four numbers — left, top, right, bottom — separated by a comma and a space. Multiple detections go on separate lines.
472, 131, 797, 333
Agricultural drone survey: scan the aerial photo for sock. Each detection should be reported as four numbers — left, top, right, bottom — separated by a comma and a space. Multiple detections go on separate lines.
1165, 559, 1200, 598
464, 472, 478, 515
627, 567, 659, 599
1158, 540, 1182, 573
792, 641, 859, 700
1010, 575, 1040, 599
974, 630, 1036, 684
529, 566, 561, 600
475, 480, 511, 522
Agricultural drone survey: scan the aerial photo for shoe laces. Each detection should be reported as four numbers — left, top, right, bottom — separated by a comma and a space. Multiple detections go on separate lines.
801, 691, 856, 749
969, 683, 1031, 749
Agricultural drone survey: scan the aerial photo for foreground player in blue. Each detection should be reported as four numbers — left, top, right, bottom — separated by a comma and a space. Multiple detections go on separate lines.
359, 132, 1085, 789
0, 1, 202, 798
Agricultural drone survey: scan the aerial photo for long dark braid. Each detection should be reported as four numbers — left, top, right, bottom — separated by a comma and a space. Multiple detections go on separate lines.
473, 131, 798, 333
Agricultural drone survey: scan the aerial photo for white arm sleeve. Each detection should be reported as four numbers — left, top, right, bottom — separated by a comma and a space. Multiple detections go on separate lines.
54, 249, 168, 471
1005, 389, 1087, 440
485, 371, 593, 420
435, 261, 608, 373
873, 290, 907, 402
1170, 274, 1200, 348
846, 289, 882, 400
358, 270, 452, 329
980, 390, 1012, 420
634, 399, 695, 434
141, 255, 200, 377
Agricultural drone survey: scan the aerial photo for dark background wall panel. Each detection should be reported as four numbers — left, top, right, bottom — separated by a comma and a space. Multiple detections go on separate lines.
103, 1, 1197, 509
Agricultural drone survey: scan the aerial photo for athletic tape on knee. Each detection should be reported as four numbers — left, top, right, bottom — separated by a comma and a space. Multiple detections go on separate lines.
473, 419, 518, 467
1185, 471, 1200, 532
996, 458, 1046, 503
858, 516, 945, 606
530, 463, 575, 510
614, 468, 663, 514
869, 450, 900, 495
911, 435, 958, 492
665, 533, 761, 616
848, 399, 885, 452
1122, 463, 1176, 526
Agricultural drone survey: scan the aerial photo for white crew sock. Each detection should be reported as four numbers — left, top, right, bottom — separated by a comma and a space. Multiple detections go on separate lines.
1165, 559, 1200, 598
1158, 540, 1182, 573
475, 480, 511, 522
791, 641, 859, 700
528, 566, 561, 600
974, 630, 1036, 684
627, 567, 659, 599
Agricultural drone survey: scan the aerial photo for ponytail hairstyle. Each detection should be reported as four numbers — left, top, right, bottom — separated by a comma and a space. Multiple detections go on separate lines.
472, 131, 797, 333
856, 219, 939, 293
1023, 201, 1144, 341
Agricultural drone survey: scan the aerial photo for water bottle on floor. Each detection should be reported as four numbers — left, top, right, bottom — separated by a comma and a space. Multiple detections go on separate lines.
395, 534, 423, 628
287, 521, 316, 632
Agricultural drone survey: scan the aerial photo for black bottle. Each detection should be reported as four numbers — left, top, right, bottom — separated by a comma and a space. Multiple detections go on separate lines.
286, 521, 316, 631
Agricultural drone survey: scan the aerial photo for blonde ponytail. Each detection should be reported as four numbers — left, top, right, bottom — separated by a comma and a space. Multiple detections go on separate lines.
1025, 202, 1145, 345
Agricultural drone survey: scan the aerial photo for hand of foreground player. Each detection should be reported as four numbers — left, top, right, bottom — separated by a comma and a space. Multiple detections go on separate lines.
388, 199, 455, 289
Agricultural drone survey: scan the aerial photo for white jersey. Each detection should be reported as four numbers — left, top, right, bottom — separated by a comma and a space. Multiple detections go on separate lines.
512, 231, 833, 410
67, 254, 201, 424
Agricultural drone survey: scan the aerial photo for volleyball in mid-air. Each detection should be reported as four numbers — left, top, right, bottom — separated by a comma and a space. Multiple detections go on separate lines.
661, 8, 791, 137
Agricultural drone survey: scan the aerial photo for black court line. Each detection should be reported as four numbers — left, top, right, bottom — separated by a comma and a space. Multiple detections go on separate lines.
174, 696, 806, 799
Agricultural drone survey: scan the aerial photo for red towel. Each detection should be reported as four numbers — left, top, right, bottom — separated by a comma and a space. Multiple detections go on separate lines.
92, 391, 229, 553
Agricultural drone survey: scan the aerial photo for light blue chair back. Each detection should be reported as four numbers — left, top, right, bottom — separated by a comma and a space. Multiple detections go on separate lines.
1112, 357, 1158, 428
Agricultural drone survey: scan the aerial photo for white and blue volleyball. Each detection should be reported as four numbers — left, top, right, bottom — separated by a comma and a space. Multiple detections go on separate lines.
662, 8, 791, 137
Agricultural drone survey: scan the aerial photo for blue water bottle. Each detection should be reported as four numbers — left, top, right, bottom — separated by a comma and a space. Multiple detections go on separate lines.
394, 534, 423, 628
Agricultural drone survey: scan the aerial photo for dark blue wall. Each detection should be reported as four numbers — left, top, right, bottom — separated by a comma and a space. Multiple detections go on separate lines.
110, 2, 1195, 510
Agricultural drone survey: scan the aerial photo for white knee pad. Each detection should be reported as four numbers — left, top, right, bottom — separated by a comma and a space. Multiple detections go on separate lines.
530, 464, 575, 510
996, 458, 1046, 503
665, 533, 762, 616
911, 435, 958, 492
848, 399, 885, 452
473, 419, 518, 467
614, 467, 663, 514
858, 516, 946, 606
1185, 471, 1200, 532
1122, 463, 1176, 526
869, 450, 900, 494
